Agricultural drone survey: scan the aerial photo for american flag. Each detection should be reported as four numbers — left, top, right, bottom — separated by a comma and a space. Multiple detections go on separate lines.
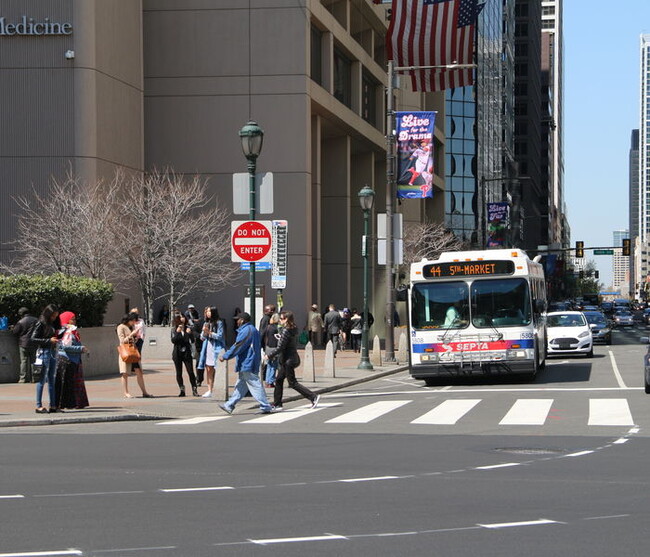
387, 0, 483, 92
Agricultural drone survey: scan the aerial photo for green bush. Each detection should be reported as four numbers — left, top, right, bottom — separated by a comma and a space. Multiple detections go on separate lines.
0, 274, 114, 327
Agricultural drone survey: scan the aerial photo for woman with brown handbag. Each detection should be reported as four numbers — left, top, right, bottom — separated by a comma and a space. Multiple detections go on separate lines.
117, 314, 153, 399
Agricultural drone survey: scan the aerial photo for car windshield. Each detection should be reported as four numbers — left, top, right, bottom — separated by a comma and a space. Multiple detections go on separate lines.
547, 313, 587, 327
616, 312, 632, 317
471, 278, 531, 328
411, 281, 469, 329
584, 313, 606, 325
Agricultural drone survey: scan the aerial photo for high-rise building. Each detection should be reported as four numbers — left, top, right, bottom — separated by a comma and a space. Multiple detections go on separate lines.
639, 35, 650, 243
444, 0, 516, 246
541, 0, 566, 250
612, 229, 630, 296
630, 129, 639, 296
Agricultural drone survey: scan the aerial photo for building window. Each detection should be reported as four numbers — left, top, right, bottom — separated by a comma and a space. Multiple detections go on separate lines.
361, 71, 378, 128
333, 48, 352, 108
310, 25, 323, 86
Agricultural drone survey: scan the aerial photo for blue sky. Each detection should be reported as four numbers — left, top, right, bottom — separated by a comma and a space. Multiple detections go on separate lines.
564, 1, 650, 288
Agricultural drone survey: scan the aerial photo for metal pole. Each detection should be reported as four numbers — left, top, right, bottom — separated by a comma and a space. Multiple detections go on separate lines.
359, 208, 373, 370
384, 59, 396, 362
248, 159, 256, 326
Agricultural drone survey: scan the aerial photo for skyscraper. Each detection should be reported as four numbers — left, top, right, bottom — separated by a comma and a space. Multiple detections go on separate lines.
630, 129, 639, 296
640, 35, 650, 243
612, 229, 629, 296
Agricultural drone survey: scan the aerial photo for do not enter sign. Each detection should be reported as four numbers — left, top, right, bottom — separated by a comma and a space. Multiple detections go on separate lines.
231, 220, 273, 263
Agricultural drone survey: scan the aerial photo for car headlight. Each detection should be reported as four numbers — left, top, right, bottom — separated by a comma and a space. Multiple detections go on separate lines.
578, 331, 590, 338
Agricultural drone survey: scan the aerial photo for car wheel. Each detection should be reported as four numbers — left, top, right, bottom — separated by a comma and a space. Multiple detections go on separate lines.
586, 348, 594, 358
645, 375, 650, 394
606, 335, 612, 345
424, 378, 437, 387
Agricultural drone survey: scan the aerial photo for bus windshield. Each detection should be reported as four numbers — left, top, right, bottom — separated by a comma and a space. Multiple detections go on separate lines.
411, 281, 469, 329
471, 278, 531, 328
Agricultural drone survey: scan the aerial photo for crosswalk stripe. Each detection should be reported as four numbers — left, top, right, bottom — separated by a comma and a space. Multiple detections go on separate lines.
499, 399, 554, 425
157, 417, 229, 425
588, 399, 634, 426
325, 400, 412, 424
242, 403, 341, 424
411, 399, 481, 425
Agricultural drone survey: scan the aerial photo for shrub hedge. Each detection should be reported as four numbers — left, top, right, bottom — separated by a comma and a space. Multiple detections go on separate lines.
0, 274, 114, 327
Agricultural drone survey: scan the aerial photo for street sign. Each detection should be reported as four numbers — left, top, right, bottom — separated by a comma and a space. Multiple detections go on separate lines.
593, 249, 614, 255
272, 219, 288, 289
231, 220, 272, 263
232, 172, 274, 214
240, 262, 271, 271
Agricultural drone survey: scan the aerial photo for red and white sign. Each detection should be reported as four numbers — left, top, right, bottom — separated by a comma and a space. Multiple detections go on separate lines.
231, 220, 272, 263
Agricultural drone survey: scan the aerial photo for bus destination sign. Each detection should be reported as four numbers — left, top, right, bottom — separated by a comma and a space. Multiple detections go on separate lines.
423, 260, 515, 278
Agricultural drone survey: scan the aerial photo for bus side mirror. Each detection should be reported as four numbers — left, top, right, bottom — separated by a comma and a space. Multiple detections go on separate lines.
396, 284, 409, 302
535, 299, 546, 314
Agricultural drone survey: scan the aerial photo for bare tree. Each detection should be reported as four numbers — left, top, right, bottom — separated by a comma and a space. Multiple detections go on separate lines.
118, 169, 241, 323
9, 170, 122, 280
402, 220, 467, 269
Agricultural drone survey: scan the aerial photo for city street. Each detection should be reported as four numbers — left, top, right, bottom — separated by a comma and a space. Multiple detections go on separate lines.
2, 325, 650, 556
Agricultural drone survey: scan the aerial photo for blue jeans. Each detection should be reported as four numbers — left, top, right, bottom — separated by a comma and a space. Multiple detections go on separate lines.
225, 371, 272, 412
36, 348, 57, 408
265, 358, 278, 385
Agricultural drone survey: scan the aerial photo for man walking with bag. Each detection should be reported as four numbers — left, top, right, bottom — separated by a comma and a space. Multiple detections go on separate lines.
218, 312, 273, 415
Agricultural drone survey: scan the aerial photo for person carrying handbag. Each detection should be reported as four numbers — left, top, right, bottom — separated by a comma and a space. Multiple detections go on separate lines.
116, 314, 153, 399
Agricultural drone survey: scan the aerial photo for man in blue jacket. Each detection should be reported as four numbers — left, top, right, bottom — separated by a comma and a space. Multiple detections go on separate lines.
218, 312, 272, 414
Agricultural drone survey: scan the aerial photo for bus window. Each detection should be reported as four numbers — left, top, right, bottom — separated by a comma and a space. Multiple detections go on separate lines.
471, 278, 532, 328
411, 282, 469, 329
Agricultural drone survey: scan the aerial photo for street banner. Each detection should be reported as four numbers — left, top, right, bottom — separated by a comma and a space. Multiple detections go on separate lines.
396, 111, 436, 199
486, 202, 509, 248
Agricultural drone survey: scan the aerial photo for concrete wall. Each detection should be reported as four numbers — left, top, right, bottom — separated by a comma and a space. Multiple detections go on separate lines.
0, 326, 175, 383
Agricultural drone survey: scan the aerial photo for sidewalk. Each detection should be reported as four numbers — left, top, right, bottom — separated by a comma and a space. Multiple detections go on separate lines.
0, 348, 407, 427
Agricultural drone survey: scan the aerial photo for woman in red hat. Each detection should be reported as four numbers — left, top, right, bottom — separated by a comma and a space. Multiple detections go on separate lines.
55, 311, 89, 410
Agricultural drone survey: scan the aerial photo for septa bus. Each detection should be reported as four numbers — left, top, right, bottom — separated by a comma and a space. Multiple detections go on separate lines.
408, 249, 547, 385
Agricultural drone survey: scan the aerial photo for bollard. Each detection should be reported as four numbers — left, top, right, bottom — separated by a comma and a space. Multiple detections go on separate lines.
323, 340, 336, 378
397, 332, 408, 364
303, 341, 316, 382
370, 335, 382, 367
213, 350, 229, 401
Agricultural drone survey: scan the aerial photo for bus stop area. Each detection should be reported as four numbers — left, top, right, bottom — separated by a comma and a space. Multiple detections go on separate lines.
0, 349, 407, 427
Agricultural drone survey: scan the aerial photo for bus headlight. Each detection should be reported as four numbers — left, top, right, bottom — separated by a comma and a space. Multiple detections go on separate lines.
420, 353, 439, 363
506, 349, 528, 359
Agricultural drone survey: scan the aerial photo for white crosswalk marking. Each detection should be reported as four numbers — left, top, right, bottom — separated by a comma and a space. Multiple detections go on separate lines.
157, 417, 229, 425
411, 399, 481, 425
499, 399, 554, 425
588, 399, 634, 426
325, 400, 412, 424
243, 403, 341, 424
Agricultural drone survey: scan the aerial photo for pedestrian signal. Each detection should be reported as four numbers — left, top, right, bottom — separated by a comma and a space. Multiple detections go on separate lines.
595, 270, 599, 279
622, 238, 631, 256
575, 241, 584, 258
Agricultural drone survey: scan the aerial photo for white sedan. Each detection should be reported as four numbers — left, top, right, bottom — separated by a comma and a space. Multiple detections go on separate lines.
546, 311, 593, 357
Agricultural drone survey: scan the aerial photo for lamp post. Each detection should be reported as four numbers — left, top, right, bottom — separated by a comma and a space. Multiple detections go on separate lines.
239, 120, 264, 326
358, 184, 375, 370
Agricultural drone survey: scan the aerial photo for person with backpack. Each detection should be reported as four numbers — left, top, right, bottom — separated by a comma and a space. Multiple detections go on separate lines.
12, 307, 38, 383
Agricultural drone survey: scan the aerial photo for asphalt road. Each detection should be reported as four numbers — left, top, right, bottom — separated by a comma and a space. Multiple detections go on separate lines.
2, 324, 650, 556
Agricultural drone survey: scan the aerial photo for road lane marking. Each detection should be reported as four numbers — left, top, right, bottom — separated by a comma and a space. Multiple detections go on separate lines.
326, 400, 411, 423
160, 486, 234, 493
607, 351, 628, 389
250, 534, 347, 545
243, 403, 340, 424
0, 495, 24, 499
411, 399, 480, 425
0, 549, 83, 557
565, 450, 594, 457
93, 547, 177, 554
35, 491, 145, 498
613, 438, 629, 444
157, 417, 229, 425
588, 399, 634, 426
478, 519, 559, 529
499, 399, 554, 425
339, 476, 400, 483
474, 463, 521, 470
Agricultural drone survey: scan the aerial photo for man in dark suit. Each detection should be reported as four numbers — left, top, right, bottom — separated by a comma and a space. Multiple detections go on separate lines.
323, 304, 342, 355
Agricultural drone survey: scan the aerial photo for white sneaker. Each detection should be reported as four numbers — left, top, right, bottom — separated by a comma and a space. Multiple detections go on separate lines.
201, 390, 212, 398
311, 395, 320, 409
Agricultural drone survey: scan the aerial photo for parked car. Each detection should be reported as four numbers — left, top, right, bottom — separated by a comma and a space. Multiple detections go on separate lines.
583, 311, 612, 345
546, 311, 593, 357
643, 308, 650, 325
642, 336, 650, 394
612, 311, 634, 328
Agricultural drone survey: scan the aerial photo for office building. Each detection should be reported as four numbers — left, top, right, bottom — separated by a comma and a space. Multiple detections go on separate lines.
0, 0, 446, 329
630, 129, 639, 296
612, 229, 629, 297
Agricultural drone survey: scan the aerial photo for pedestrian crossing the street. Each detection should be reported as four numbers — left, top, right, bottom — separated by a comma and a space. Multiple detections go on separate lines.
157, 397, 639, 429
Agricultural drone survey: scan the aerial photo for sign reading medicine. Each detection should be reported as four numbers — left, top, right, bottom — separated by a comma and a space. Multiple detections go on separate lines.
0, 16, 73, 36
423, 260, 515, 278
231, 221, 272, 263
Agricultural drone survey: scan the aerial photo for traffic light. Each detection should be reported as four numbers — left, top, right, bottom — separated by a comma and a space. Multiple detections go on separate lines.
595, 270, 599, 279
622, 238, 631, 256
575, 241, 584, 258
579, 270, 584, 279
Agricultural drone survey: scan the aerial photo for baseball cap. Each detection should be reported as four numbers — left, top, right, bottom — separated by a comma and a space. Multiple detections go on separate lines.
188, 304, 195, 309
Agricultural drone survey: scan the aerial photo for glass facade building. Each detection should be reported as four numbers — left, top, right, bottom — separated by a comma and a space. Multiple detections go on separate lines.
444, 0, 515, 246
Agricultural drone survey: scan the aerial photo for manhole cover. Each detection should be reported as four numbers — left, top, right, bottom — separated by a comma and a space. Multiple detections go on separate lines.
494, 447, 567, 455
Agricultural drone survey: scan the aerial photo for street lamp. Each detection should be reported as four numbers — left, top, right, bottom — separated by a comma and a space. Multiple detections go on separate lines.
358, 184, 375, 370
239, 120, 264, 326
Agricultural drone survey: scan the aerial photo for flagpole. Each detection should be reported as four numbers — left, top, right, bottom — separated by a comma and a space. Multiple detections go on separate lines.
384, 58, 396, 363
